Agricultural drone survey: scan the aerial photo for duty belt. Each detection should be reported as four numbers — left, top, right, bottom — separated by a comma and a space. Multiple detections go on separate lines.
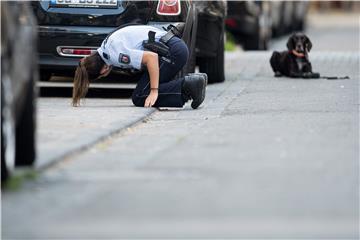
142, 24, 182, 64
142, 31, 170, 57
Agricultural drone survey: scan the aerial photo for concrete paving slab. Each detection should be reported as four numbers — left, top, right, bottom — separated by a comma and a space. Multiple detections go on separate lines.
35, 98, 155, 169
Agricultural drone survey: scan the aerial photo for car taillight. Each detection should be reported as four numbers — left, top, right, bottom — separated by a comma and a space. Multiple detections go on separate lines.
225, 19, 237, 29
57, 47, 97, 57
157, 0, 181, 16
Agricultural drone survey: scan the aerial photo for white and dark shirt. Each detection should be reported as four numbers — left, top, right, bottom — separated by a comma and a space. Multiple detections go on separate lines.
97, 25, 167, 70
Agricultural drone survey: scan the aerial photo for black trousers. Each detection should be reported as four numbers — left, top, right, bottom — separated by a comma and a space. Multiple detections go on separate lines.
131, 37, 189, 108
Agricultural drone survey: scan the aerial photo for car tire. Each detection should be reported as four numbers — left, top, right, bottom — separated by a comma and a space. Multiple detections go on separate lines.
244, 28, 270, 50
1, 140, 9, 182
1, 71, 36, 182
177, 3, 198, 78
183, 7, 198, 75
186, 44, 197, 74
294, 19, 305, 31
1, 77, 16, 182
198, 24, 225, 83
15, 78, 36, 167
1, 89, 10, 182
40, 70, 52, 81
243, 31, 260, 50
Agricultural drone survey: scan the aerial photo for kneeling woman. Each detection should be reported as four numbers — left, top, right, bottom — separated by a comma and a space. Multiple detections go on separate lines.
72, 25, 207, 109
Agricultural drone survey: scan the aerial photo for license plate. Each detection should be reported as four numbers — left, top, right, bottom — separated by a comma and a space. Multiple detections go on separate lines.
50, 0, 118, 9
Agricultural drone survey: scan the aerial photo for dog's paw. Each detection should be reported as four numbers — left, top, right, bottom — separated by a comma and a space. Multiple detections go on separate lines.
311, 72, 320, 78
274, 71, 282, 77
302, 72, 312, 78
302, 72, 320, 79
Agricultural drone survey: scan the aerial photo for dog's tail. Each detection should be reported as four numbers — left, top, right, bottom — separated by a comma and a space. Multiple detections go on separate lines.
270, 51, 281, 73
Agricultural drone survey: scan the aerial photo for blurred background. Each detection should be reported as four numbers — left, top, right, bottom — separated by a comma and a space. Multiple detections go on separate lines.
225, 1, 360, 51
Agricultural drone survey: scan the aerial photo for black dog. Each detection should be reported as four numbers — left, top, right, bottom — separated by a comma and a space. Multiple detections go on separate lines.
270, 33, 318, 78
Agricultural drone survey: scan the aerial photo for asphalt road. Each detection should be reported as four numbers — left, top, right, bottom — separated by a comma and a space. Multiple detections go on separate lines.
2, 13, 359, 239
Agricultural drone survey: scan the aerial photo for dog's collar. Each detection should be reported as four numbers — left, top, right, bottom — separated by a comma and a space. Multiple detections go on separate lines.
291, 50, 306, 58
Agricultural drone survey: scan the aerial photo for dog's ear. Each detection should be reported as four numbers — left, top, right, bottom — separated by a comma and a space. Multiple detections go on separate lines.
305, 35, 312, 52
287, 34, 295, 51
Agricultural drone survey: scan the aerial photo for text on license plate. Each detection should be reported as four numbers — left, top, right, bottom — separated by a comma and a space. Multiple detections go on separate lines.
52, 0, 117, 8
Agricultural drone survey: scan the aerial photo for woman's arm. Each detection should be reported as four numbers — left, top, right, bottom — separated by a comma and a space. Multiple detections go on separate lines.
142, 51, 159, 107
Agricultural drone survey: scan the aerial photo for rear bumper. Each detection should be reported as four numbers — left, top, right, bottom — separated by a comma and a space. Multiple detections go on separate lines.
39, 54, 79, 70
38, 25, 112, 75
38, 23, 181, 76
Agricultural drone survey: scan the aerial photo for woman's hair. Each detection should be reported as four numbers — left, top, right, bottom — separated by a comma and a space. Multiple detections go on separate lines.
72, 52, 105, 106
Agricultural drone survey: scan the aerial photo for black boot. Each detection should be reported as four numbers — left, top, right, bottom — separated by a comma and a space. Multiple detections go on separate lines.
186, 73, 208, 85
182, 74, 207, 109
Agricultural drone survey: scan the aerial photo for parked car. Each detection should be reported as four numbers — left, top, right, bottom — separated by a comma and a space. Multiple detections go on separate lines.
269, 1, 283, 37
225, 1, 272, 50
292, 1, 309, 32
272, 1, 309, 37
1, 1, 38, 182
31, 0, 226, 84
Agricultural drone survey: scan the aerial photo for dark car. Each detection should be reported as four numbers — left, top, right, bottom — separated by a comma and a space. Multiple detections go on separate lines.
31, 0, 226, 84
225, 1, 309, 50
1, 1, 38, 182
194, 1, 226, 83
292, 1, 309, 32
270, 1, 309, 37
225, 1, 272, 50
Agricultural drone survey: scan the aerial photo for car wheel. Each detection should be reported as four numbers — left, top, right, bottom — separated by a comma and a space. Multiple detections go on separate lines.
1, 76, 36, 182
294, 18, 306, 32
183, 7, 198, 75
177, 3, 198, 78
243, 31, 260, 50
243, 9, 270, 50
40, 70, 52, 81
1, 77, 16, 182
1, 138, 9, 182
15, 77, 36, 167
1, 83, 15, 181
198, 23, 225, 83
244, 32, 269, 50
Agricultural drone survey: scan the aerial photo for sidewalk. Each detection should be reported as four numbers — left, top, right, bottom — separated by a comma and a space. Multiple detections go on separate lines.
3, 51, 358, 239
3, 12, 359, 238
35, 98, 155, 169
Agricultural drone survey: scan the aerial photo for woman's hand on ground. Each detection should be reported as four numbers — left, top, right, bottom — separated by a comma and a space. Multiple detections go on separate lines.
144, 89, 158, 107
